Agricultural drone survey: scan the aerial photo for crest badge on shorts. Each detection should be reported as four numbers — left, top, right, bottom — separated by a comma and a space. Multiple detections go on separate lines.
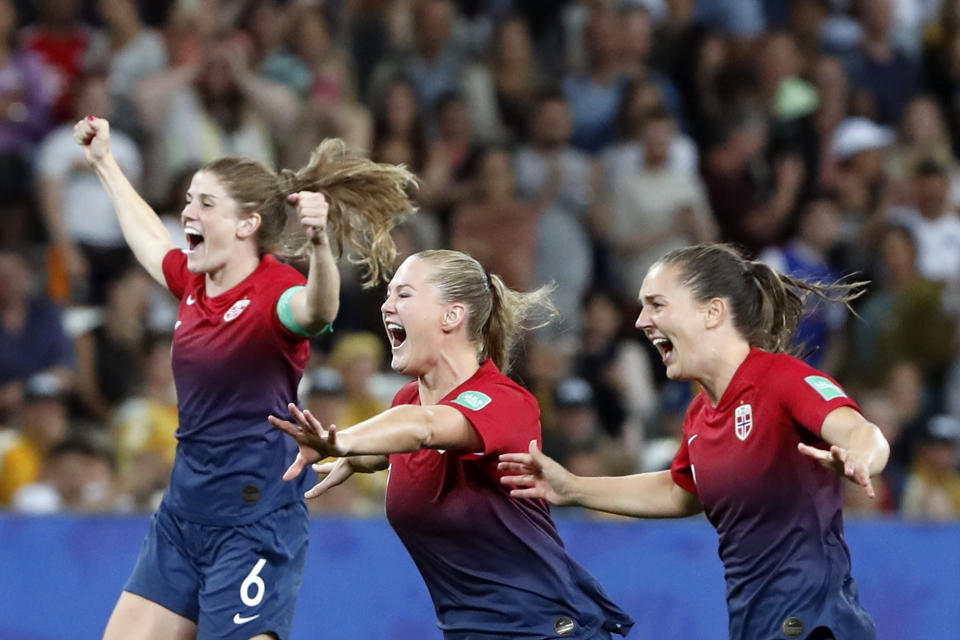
734, 403, 753, 441
224, 299, 251, 322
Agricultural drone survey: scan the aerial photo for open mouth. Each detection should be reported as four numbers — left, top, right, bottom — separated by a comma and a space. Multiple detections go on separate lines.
385, 321, 407, 349
185, 228, 205, 253
651, 337, 674, 363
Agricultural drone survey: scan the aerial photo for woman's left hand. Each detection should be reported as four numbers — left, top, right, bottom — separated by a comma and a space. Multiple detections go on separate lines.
798, 442, 875, 498
269, 403, 345, 480
288, 191, 329, 244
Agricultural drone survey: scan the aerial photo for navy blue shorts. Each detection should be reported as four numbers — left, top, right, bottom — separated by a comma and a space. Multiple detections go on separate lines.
125, 500, 309, 640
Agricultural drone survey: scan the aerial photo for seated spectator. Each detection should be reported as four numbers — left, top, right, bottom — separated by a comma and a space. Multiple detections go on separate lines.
299, 366, 346, 428
886, 96, 960, 207
542, 376, 606, 468
0, 373, 69, 506
13, 430, 123, 513
0, 250, 75, 395
900, 415, 960, 520
329, 332, 389, 426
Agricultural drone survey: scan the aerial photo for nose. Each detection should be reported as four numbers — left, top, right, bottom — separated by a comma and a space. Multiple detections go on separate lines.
380, 294, 393, 314
635, 305, 651, 331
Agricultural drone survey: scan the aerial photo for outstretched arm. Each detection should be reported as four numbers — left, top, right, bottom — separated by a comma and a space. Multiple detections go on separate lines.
286, 192, 339, 333
798, 406, 890, 498
500, 441, 702, 519
74, 117, 174, 285
270, 403, 484, 478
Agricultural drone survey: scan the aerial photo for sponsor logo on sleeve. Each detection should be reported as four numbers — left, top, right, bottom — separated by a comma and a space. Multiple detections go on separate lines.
734, 403, 753, 441
451, 390, 492, 411
804, 375, 847, 401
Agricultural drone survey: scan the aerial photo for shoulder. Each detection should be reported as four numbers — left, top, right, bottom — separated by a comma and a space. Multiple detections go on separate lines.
257, 255, 308, 290
391, 380, 420, 408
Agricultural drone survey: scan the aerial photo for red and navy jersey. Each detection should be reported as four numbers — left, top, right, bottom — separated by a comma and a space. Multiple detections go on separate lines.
671, 348, 876, 640
386, 360, 633, 638
162, 249, 311, 525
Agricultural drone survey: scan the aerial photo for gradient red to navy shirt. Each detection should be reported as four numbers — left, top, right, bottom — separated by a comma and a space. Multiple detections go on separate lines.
671, 348, 876, 640
385, 360, 633, 638
161, 250, 310, 526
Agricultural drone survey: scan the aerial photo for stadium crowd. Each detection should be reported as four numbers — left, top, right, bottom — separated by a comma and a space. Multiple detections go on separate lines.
1, 0, 959, 520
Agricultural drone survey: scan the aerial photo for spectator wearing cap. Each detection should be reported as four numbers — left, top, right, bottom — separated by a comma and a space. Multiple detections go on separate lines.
542, 376, 605, 467
300, 366, 346, 428
329, 332, 389, 426
0, 372, 70, 505
900, 415, 960, 519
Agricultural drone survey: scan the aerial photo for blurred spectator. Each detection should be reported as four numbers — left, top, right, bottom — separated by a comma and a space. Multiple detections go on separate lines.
371, 75, 430, 171
614, 5, 683, 120
0, 372, 69, 505
96, 0, 167, 136
542, 376, 605, 467
702, 109, 804, 255
112, 332, 177, 511
844, 0, 921, 125
36, 70, 139, 304
12, 429, 123, 513
922, 0, 960, 160
329, 332, 389, 426
562, 6, 627, 152
417, 91, 475, 215
847, 224, 956, 388
300, 366, 346, 427
135, 28, 299, 201
73, 267, 153, 421
885, 96, 960, 207
900, 415, 960, 519
21, 0, 107, 122
368, 0, 465, 115
573, 287, 658, 451
514, 90, 593, 219
760, 194, 847, 372
888, 159, 960, 289
0, 0, 54, 246
604, 107, 715, 294
461, 14, 547, 144
0, 249, 75, 393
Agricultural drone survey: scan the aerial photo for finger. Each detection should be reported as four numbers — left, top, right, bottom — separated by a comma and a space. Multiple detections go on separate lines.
509, 488, 545, 500
312, 461, 338, 474
301, 409, 327, 436
497, 461, 532, 474
500, 474, 538, 487
830, 445, 849, 463
797, 442, 831, 461
282, 453, 308, 482
286, 192, 300, 205
498, 453, 533, 464
860, 475, 876, 499
288, 403, 319, 435
268, 415, 302, 438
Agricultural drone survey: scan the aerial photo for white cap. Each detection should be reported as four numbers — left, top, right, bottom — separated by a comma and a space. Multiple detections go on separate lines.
832, 117, 894, 160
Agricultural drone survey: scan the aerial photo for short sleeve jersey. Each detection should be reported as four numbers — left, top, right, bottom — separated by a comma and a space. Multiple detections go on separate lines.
670, 348, 876, 640
385, 360, 634, 638
162, 249, 310, 525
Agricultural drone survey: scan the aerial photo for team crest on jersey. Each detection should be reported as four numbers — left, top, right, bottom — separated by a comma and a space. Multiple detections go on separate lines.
734, 403, 753, 441
224, 299, 251, 322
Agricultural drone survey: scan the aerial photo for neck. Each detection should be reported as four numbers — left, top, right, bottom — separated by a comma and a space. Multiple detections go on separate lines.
205, 252, 261, 297
697, 337, 752, 406
417, 343, 481, 405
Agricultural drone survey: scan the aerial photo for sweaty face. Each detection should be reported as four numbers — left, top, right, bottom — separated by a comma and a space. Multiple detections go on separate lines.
181, 171, 248, 276
381, 257, 447, 377
635, 263, 707, 381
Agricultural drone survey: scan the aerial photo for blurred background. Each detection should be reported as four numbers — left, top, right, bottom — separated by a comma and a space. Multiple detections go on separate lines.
0, 0, 958, 637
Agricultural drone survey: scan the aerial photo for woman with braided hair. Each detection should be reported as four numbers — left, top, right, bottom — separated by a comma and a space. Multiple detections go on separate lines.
73, 116, 415, 640
500, 243, 888, 640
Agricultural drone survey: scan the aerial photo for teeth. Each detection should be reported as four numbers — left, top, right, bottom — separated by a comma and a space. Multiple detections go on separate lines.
385, 321, 403, 330
652, 338, 669, 346
184, 228, 203, 238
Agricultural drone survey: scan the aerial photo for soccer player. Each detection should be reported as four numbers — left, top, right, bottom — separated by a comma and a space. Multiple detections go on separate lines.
73, 116, 415, 640
499, 243, 889, 640
270, 250, 634, 640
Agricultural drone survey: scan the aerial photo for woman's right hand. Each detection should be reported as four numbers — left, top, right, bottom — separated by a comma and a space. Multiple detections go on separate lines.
73, 116, 112, 163
305, 458, 357, 499
498, 440, 578, 506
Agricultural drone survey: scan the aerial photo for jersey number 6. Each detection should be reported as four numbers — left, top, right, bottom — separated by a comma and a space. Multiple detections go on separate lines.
241, 558, 268, 607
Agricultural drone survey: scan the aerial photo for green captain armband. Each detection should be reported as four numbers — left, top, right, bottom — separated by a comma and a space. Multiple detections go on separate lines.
277, 286, 334, 337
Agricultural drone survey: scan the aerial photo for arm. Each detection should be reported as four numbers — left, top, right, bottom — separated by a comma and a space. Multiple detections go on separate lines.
500, 441, 703, 519
286, 192, 340, 332
270, 403, 484, 479
73, 118, 174, 286
303, 454, 390, 499
798, 406, 890, 498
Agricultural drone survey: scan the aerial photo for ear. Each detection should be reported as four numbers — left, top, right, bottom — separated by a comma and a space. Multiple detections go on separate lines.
440, 302, 467, 334
237, 213, 262, 239
704, 297, 726, 330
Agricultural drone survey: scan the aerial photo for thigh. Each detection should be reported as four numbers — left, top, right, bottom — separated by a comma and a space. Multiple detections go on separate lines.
196, 502, 310, 640
124, 508, 203, 622
103, 591, 197, 640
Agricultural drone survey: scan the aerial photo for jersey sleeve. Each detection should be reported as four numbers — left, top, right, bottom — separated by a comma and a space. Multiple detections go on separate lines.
669, 415, 698, 495
439, 383, 539, 455
262, 260, 309, 341
161, 248, 189, 299
774, 356, 861, 437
